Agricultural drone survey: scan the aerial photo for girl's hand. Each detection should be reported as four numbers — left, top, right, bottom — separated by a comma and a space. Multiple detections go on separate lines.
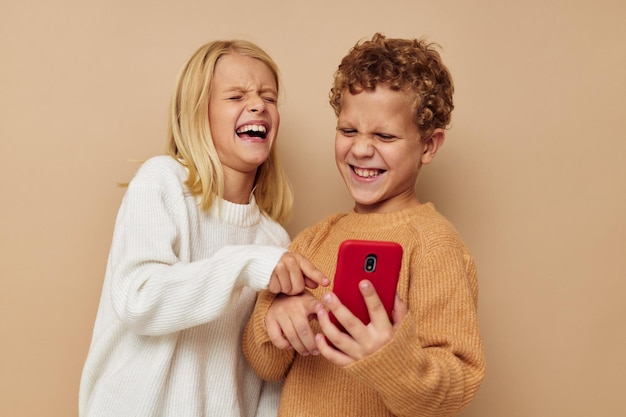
265, 291, 324, 355
268, 252, 329, 295
315, 280, 408, 366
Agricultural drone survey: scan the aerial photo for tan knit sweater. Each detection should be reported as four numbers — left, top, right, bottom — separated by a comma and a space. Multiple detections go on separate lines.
243, 203, 486, 417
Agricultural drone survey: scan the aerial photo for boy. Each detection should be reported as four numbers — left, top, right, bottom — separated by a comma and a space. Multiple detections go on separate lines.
243, 33, 486, 417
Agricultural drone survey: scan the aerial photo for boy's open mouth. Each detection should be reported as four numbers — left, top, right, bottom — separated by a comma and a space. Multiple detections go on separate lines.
236, 124, 268, 140
352, 166, 385, 178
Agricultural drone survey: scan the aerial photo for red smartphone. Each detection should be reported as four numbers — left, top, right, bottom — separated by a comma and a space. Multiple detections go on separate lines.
329, 239, 403, 332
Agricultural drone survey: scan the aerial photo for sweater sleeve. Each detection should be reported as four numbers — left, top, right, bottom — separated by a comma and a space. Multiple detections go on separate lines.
343, 245, 486, 417
241, 227, 321, 380
106, 175, 287, 336
242, 289, 296, 381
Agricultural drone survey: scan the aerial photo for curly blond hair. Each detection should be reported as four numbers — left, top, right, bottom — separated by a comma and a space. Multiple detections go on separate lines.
330, 33, 454, 140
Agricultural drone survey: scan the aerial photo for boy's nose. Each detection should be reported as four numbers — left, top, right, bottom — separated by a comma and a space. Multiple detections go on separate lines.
351, 135, 375, 156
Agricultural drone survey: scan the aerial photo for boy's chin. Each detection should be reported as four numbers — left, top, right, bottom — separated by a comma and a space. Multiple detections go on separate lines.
352, 198, 384, 213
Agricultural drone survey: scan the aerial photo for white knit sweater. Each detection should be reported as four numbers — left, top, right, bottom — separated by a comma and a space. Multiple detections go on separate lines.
79, 155, 290, 417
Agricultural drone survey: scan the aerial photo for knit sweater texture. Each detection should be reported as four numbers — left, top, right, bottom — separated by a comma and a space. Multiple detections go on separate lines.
243, 204, 486, 417
79, 155, 290, 417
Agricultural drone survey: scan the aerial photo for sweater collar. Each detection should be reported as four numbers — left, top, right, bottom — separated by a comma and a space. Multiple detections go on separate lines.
338, 203, 436, 232
209, 194, 261, 227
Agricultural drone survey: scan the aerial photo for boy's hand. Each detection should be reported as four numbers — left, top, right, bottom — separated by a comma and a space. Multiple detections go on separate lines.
315, 280, 408, 366
265, 291, 324, 355
268, 252, 329, 295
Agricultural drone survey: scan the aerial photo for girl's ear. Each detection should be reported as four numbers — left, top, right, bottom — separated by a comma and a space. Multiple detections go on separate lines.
421, 128, 445, 165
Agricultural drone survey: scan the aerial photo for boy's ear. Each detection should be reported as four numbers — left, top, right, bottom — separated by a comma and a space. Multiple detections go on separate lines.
421, 128, 445, 165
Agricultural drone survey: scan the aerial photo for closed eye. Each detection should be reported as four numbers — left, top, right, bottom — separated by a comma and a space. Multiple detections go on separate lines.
338, 128, 357, 136
376, 133, 396, 141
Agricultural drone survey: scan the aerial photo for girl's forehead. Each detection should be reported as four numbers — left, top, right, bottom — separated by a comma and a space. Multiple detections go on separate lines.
212, 54, 277, 91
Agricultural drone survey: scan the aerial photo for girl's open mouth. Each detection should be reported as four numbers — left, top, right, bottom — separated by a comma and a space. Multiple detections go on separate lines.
236, 124, 268, 140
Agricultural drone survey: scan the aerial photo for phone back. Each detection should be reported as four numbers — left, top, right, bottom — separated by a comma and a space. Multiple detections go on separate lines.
331, 239, 403, 330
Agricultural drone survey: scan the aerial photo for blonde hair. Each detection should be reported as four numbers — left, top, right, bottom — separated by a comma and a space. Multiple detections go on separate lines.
166, 40, 293, 224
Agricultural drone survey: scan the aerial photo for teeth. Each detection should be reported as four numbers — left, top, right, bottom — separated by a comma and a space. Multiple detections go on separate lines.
236, 124, 267, 134
354, 167, 380, 178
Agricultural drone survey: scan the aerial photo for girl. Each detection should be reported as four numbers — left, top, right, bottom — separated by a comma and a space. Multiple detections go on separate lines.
79, 40, 328, 417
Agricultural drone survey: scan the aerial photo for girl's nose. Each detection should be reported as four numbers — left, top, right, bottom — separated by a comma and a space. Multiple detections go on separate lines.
248, 95, 265, 113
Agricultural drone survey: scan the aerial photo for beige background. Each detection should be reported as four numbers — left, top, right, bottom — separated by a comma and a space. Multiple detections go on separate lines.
1, 1, 625, 416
